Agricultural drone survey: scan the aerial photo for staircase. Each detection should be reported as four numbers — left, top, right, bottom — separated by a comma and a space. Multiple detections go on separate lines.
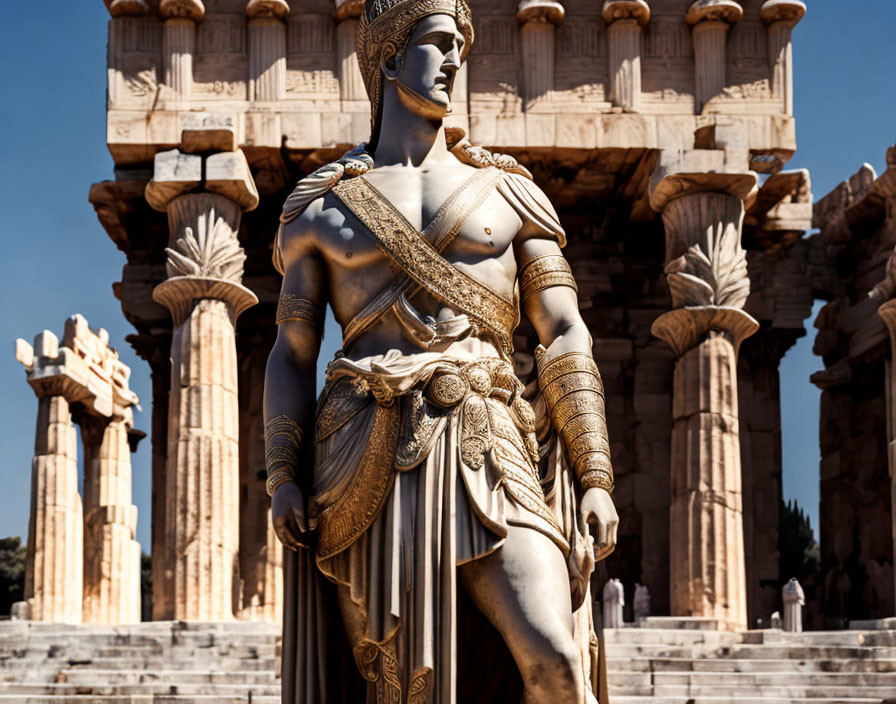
606, 620, 896, 703
0, 621, 281, 703
2, 620, 896, 702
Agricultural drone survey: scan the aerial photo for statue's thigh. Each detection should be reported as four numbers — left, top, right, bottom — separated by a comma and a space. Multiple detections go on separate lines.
458, 524, 575, 663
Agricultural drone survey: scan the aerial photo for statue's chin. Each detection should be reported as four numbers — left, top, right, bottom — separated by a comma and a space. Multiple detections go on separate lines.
396, 80, 451, 121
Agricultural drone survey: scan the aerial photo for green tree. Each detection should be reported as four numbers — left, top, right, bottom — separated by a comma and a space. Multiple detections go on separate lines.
0, 537, 27, 616
779, 499, 819, 583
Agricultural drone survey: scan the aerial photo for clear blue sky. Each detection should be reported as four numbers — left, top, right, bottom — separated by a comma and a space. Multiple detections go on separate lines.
0, 1, 892, 551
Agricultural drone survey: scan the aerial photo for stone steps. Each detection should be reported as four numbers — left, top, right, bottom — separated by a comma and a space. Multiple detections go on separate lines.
604, 627, 896, 703
3, 622, 896, 702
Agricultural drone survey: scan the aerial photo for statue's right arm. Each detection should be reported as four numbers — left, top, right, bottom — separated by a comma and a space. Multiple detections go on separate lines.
263, 201, 327, 550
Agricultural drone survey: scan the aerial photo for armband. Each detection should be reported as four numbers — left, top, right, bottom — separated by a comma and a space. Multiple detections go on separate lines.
537, 350, 614, 493
265, 415, 304, 496
520, 255, 577, 302
276, 294, 322, 329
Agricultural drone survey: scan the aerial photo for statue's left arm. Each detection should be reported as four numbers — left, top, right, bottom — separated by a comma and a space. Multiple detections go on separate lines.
505, 173, 619, 560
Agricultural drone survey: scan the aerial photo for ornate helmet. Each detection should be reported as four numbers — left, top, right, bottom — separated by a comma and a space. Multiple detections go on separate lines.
357, 0, 474, 147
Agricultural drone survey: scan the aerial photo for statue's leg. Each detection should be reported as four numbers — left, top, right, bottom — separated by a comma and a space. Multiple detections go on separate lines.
458, 524, 586, 704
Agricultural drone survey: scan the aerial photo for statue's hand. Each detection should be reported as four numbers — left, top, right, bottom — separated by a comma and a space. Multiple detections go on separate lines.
580, 487, 618, 562
272, 481, 313, 551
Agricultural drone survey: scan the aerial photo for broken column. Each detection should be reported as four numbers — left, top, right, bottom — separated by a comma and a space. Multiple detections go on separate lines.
517, 0, 564, 107
335, 0, 367, 102
62, 315, 142, 625
147, 142, 259, 621
246, 0, 289, 102
650, 169, 759, 631
686, 0, 743, 112
760, 1, 806, 117
16, 332, 83, 623
782, 578, 804, 632
159, 0, 205, 105
601, 0, 650, 112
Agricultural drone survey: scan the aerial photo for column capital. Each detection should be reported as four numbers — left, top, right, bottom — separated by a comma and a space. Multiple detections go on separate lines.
246, 0, 290, 20
650, 170, 758, 213
601, 0, 650, 27
516, 0, 565, 25
152, 193, 258, 324
685, 0, 742, 26
760, 0, 806, 25
334, 0, 364, 22
652, 307, 758, 358
159, 0, 205, 21
104, 0, 149, 17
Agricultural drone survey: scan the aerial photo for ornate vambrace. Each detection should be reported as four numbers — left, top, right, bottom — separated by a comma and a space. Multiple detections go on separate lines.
536, 349, 614, 494
265, 415, 304, 496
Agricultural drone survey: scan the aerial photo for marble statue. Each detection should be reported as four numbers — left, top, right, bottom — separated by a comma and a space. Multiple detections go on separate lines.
263, 0, 618, 701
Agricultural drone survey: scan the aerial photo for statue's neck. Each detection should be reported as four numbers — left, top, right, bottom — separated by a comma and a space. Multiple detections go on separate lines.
372, 84, 452, 167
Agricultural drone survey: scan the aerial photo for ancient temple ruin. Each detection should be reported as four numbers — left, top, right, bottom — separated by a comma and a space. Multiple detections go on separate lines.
76, 0, 830, 628
16, 315, 143, 624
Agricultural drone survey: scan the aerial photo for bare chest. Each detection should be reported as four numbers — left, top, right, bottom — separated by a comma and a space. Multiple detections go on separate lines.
316, 166, 521, 267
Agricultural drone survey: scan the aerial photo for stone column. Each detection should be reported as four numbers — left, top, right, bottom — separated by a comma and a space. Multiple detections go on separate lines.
247, 0, 289, 102
878, 298, 896, 613
81, 417, 141, 625
650, 171, 759, 631
335, 0, 367, 103
104, 0, 149, 107
516, 0, 564, 108
685, 0, 743, 112
15, 333, 83, 623
760, 1, 806, 117
601, 0, 650, 113
159, 0, 205, 106
147, 147, 258, 621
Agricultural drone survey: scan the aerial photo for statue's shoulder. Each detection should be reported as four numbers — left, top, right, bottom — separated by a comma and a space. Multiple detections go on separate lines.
274, 146, 373, 274
446, 127, 564, 245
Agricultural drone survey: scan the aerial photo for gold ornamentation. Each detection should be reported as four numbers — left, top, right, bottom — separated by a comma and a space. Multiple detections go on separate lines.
332, 175, 516, 356
460, 395, 491, 469
519, 254, 578, 301
537, 351, 614, 493
427, 371, 468, 407
264, 415, 303, 496
315, 377, 370, 441
408, 667, 433, 704
354, 638, 402, 703
396, 391, 446, 470
275, 293, 322, 328
357, 0, 474, 135
317, 403, 400, 559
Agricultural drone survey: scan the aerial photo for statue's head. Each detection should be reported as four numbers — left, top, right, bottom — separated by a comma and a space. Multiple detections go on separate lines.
358, 0, 474, 150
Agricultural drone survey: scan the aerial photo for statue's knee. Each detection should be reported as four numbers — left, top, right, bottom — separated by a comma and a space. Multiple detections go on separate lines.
523, 638, 583, 700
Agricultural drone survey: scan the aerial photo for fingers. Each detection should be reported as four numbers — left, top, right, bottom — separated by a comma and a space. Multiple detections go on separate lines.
273, 514, 303, 551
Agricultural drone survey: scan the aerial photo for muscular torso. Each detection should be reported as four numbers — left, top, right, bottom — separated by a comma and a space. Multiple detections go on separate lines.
282, 158, 525, 359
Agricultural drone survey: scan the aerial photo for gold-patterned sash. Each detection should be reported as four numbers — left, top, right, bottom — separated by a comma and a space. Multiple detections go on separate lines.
333, 171, 517, 355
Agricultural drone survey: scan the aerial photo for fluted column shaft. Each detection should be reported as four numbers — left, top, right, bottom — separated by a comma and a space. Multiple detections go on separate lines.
163, 18, 195, 104
607, 19, 643, 111
336, 18, 367, 102
692, 21, 728, 111
82, 419, 141, 624
651, 175, 758, 631
249, 18, 286, 101
767, 20, 795, 116
670, 332, 746, 629
521, 21, 555, 106
26, 394, 83, 623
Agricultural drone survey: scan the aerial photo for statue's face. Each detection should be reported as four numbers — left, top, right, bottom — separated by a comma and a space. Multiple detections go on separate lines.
393, 13, 465, 119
